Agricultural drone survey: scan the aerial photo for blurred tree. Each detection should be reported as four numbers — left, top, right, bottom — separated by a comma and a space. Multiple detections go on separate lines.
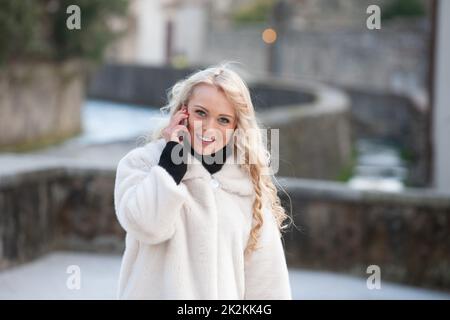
0, 0, 129, 65
0, 0, 43, 63
232, 0, 275, 25
382, 0, 425, 21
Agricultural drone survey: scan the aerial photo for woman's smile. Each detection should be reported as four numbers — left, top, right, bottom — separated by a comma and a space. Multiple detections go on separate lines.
196, 133, 216, 146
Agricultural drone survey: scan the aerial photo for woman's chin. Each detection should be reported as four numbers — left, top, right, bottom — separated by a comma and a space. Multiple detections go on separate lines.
192, 142, 216, 155
194, 146, 214, 156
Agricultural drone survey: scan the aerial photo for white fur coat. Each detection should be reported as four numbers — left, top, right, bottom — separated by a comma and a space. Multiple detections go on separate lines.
114, 138, 292, 299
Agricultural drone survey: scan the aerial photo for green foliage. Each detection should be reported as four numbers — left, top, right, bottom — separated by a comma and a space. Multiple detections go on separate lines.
232, 0, 275, 25
0, 0, 129, 64
382, 0, 425, 21
0, 0, 43, 62
399, 147, 415, 163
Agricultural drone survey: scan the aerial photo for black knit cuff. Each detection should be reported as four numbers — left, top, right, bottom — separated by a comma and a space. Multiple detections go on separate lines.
158, 141, 187, 185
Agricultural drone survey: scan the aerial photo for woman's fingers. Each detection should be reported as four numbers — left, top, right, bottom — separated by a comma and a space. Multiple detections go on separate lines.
162, 107, 190, 142
170, 125, 190, 143
170, 110, 188, 127
174, 106, 188, 118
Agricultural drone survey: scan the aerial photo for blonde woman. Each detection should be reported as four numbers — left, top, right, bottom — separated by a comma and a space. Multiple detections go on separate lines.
114, 63, 293, 299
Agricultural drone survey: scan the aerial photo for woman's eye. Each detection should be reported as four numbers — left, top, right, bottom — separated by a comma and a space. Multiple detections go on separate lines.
196, 110, 206, 117
218, 118, 230, 124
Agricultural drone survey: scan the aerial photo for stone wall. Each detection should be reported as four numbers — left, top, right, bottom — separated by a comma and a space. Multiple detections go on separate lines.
87, 64, 197, 107
279, 177, 450, 291
0, 164, 449, 290
0, 167, 123, 270
0, 60, 86, 151
256, 78, 353, 180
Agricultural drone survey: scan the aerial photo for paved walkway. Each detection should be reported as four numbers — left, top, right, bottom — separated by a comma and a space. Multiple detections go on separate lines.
0, 251, 449, 300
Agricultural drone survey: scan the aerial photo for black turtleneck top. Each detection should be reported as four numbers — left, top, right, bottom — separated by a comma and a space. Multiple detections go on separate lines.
158, 140, 232, 184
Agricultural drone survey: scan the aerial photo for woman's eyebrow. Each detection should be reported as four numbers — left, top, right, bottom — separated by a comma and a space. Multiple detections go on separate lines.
194, 105, 235, 119
193, 104, 207, 111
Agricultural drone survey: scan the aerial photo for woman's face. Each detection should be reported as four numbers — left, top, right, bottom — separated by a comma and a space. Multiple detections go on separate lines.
186, 83, 237, 155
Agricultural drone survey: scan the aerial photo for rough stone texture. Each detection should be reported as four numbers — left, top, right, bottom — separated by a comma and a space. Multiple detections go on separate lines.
0, 167, 124, 271
278, 177, 450, 291
55, 171, 124, 252
0, 60, 86, 150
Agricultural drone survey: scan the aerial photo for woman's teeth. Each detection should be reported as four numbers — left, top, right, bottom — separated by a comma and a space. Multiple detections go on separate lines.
196, 134, 215, 142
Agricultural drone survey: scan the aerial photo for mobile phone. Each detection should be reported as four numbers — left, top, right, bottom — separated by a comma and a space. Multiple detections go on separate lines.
178, 109, 189, 142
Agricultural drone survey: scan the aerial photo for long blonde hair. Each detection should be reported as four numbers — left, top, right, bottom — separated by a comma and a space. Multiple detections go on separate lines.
150, 62, 293, 257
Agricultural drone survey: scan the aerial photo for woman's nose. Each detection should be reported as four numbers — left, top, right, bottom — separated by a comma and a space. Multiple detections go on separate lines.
202, 118, 216, 131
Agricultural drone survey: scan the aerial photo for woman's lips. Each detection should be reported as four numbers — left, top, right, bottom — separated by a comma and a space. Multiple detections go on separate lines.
196, 133, 215, 146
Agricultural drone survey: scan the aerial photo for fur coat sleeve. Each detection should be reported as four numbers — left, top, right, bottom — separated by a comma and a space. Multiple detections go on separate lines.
114, 142, 189, 245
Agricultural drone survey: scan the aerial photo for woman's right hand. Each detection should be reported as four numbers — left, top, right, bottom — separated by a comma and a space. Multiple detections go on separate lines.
162, 106, 190, 143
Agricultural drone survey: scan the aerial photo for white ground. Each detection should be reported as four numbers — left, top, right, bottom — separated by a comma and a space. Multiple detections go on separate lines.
0, 251, 449, 300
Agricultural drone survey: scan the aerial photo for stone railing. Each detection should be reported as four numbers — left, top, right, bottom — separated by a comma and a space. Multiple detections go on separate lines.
279, 176, 450, 291
0, 163, 122, 271
253, 78, 352, 180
